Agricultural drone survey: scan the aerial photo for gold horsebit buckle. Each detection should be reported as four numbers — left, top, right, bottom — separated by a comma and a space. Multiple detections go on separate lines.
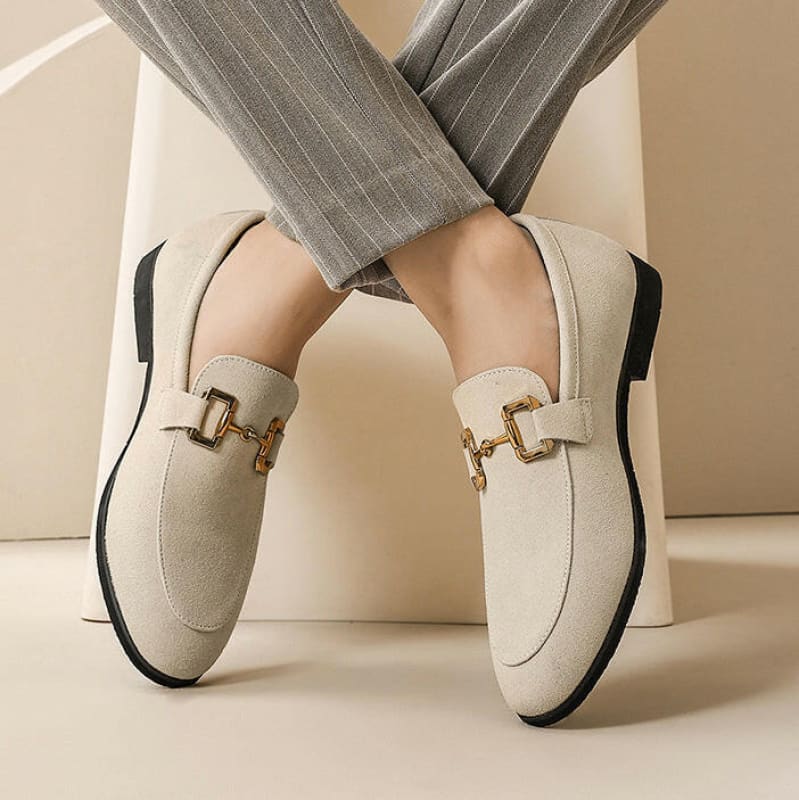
188, 387, 285, 476
461, 395, 554, 491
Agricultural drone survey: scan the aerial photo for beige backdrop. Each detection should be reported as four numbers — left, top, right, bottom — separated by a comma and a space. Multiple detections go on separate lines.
637, 1, 799, 515
1, 0, 797, 541
0, 12, 137, 540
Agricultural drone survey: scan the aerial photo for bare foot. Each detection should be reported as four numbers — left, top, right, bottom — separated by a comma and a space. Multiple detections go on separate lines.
384, 206, 560, 399
189, 220, 349, 384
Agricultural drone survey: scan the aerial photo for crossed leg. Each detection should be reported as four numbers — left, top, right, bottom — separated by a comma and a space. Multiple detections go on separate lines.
97, 0, 667, 390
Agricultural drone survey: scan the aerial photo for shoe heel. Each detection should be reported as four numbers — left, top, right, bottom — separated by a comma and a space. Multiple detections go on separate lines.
132, 242, 165, 364
626, 252, 663, 382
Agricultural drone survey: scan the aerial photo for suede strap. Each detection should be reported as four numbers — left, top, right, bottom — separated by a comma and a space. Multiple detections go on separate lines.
530, 398, 593, 444
158, 387, 210, 432
488, 396, 593, 447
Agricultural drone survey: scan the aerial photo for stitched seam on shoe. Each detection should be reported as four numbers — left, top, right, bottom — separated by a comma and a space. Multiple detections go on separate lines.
578, 398, 593, 442
157, 428, 261, 632
158, 356, 295, 631
191, 355, 299, 406
496, 441, 573, 667
458, 365, 552, 388
157, 432, 222, 631
536, 219, 580, 398
169, 212, 264, 389
452, 366, 552, 421
508, 220, 578, 662
156, 432, 221, 631
455, 371, 574, 665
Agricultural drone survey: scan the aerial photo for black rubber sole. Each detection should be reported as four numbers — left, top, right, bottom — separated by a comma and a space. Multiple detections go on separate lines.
519, 252, 662, 728
95, 242, 201, 689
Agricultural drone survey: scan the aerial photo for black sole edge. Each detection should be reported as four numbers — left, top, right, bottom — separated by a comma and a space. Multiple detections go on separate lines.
518, 251, 662, 728
95, 242, 201, 689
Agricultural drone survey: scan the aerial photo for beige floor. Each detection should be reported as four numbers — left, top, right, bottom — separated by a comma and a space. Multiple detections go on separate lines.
2, 516, 797, 799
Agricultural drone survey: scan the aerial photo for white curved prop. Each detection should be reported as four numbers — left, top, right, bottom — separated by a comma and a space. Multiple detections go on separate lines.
82, 44, 671, 627
0, 17, 110, 96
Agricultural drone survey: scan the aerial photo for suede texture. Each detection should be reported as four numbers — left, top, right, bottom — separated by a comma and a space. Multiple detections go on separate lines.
454, 367, 573, 668
104, 211, 299, 680
160, 356, 298, 632
452, 214, 638, 716
158, 387, 210, 431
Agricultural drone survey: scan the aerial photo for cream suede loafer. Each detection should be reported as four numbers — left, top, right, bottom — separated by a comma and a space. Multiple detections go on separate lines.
452, 214, 662, 726
97, 211, 299, 687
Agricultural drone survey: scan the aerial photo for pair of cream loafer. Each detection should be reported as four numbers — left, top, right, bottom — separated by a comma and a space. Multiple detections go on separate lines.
98, 211, 660, 727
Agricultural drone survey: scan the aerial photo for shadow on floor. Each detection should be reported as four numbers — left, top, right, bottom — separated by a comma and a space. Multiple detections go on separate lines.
196, 622, 501, 716
184, 557, 799, 729
561, 556, 799, 729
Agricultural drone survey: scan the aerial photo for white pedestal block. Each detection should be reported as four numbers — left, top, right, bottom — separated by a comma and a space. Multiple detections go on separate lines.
82, 45, 672, 627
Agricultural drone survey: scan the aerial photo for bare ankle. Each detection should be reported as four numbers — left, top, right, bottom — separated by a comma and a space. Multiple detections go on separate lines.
385, 208, 560, 397
189, 220, 348, 383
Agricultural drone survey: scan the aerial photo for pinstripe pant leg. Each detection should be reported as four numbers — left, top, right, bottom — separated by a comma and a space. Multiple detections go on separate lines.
97, 1, 667, 301
96, 0, 492, 293
396, 0, 669, 215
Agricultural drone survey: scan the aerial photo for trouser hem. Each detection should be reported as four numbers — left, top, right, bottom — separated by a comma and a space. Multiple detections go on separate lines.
266, 147, 492, 301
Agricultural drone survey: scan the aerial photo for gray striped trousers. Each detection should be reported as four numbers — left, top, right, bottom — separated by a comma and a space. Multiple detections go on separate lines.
98, 0, 667, 302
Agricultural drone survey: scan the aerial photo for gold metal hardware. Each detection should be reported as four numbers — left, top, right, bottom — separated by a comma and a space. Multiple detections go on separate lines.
461, 395, 554, 491
188, 387, 285, 476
